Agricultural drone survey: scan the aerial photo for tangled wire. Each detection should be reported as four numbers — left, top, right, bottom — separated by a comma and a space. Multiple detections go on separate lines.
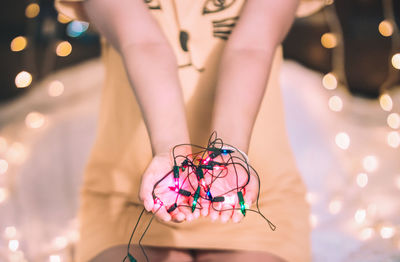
123, 132, 276, 262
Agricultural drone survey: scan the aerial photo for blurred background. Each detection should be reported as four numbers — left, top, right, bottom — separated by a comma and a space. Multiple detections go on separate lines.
0, 0, 399, 261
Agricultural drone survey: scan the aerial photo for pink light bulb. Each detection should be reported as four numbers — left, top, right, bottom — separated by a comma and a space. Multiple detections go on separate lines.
203, 156, 211, 164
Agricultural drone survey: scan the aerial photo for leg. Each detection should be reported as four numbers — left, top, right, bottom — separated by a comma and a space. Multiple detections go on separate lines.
195, 249, 286, 262
90, 245, 194, 262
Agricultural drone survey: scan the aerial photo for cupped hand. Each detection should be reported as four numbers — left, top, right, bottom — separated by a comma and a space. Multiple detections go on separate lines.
139, 152, 200, 223
199, 154, 259, 223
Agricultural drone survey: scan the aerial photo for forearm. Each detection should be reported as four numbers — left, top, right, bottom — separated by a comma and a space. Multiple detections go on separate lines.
211, 47, 275, 153
83, 0, 189, 155
121, 43, 189, 155
211, 0, 299, 153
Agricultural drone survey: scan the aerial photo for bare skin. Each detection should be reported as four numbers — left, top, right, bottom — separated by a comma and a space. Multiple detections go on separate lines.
79, 0, 300, 261
82, 0, 299, 223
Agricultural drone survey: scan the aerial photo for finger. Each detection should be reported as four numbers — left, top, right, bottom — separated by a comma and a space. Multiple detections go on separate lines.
193, 204, 201, 219
143, 197, 154, 212
232, 206, 244, 223
244, 197, 253, 210
219, 203, 233, 223
170, 208, 185, 223
178, 204, 194, 222
232, 198, 252, 223
152, 204, 171, 222
244, 188, 257, 205
200, 199, 210, 217
209, 202, 221, 222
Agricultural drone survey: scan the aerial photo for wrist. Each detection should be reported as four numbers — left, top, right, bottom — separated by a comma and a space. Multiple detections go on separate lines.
220, 144, 249, 162
151, 130, 191, 157
209, 127, 250, 155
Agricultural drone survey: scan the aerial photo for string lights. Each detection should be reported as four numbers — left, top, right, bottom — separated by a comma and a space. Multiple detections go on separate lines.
123, 132, 275, 262
1, 0, 399, 261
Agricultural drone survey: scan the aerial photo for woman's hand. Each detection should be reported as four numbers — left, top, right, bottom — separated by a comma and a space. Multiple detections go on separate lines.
200, 154, 258, 223
139, 151, 200, 223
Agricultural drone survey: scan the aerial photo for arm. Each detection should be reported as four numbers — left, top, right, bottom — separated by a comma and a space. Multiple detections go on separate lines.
211, 0, 299, 154
83, 0, 189, 155
208, 0, 299, 222
83, 0, 191, 222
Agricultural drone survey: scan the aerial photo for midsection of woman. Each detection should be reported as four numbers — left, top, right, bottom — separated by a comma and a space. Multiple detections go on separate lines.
54, 0, 318, 261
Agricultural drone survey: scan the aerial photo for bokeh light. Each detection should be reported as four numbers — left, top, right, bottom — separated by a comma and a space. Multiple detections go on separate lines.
0, 188, 8, 203
387, 131, 400, 148
52, 236, 68, 250
359, 227, 374, 240
362, 155, 379, 172
10, 36, 27, 52
379, 94, 393, 111
387, 113, 400, 129
305, 192, 318, 205
8, 239, 19, 252
380, 226, 395, 239
310, 214, 318, 228
25, 3, 40, 18
15, 71, 32, 88
67, 21, 89, 38
392, 53, 400, 70
321, 33, 337, 48
56, 41, 72, 57
57, 13, 72, 24
0, 159, 8, 175
322, 73, 338, 90
356, 173, 368, 188
378, 20, 393, 37
50, 255, 61, 262
6, 143, 27, 164
4, 226, 17, 239
354, 208, 366, 224
329, 199, 342, 214
25, 112, 46, 129
48, 80, 65, 97
335, 132, 350, 150
328, 95, 343, 112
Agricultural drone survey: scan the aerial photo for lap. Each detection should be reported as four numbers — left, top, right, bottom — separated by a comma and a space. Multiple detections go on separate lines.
195, 249, 285, 262
90, 245, 285, 262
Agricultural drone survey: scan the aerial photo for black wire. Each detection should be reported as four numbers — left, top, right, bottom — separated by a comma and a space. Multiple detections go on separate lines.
124, 207, 146, 261
123, 132, 276, 262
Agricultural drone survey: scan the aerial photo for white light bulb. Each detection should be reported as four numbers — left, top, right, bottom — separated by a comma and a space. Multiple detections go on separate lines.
335, 132, 350, 150
362, 155, 379, 172
329, 199, 342, 214
4, 226, 17, 239
354, 209, 366, 224
356, 173, 368, 188
380, 226, 395, 239
50, 255, 61, 262
8, 240, 19, 252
